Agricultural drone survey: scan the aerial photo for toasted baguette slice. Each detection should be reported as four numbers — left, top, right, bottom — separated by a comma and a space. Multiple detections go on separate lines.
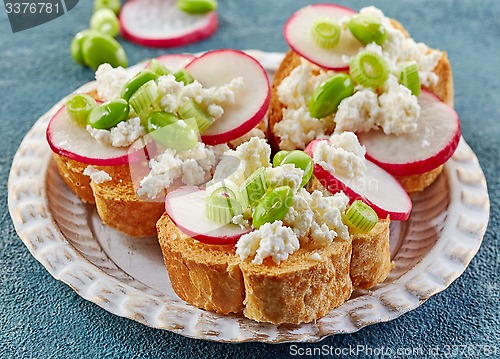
53, 154, 96, 204
268, 19, 454, 194
53, 152, 164, 237
351, 218, 392, 289
157, 213, 353, 324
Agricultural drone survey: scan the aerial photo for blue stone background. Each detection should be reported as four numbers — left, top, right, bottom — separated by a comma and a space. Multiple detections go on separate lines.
0, 0, 498, 358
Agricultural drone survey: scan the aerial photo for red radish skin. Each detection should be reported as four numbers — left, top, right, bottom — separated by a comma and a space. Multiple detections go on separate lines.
358, 91, 461, 176
165, 186, 251, 244
284, 4, 362, 71
120, 0, 218, 48
46, 105, 157, 166
305, 139, 412, 221
145, 53, 196, 71
185, 50, 270, 145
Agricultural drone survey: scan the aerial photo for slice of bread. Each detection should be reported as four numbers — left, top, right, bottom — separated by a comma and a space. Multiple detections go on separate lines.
351, 217, 392, 289
267, 20, 454, 194
52, 152, 165, 237
157, 213, 353, 324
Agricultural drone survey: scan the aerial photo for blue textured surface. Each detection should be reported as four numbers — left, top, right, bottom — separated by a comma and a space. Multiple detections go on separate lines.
1, 1, 499, 358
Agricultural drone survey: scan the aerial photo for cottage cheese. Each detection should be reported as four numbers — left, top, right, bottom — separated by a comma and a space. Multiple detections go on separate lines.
83, 165, 111, 184
313, 132, 367, 179
266, 164, 304, 193
157, 74, 244, 120
87, 117, 145, 147
275, 59, 336, 149
95, 64, 132, 101
212, 137, 271, 187
137, 142, 229, 198
235, 220, 300, 265
283, 188, 350, 247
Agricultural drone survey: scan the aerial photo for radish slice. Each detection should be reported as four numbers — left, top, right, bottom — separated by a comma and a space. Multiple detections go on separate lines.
305, 140, 412, 221
185, 50, 271, 145
145, 53, 196, 71
120, 0, 218, 48
358, 91, 461, 176
165, 186, 251, 244
284, 4, 362, 70
46, 105, 152, 166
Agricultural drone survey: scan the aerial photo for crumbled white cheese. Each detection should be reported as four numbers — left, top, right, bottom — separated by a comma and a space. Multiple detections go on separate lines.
275, 107, 334, 150
313, 132, 367, 179
282, 188, 350, 246
137, 143, 229, 198
334, 75, 420, 135
357, 6, 442, 87
378, 75, 420, 134
275, 59, 335, 149
334, 89, 380, 134
232, 213, 251, 230
236, 220, 300, 265
95, 64, 132, 101
83, 165, 112, 184
212, 137, 271, 187
308, 190, 350, 245
86, 117, 145, 147
282, 189, 315, 240
310, 252, 322, 261
265, 164, 304, 192
157, 75, 244, 120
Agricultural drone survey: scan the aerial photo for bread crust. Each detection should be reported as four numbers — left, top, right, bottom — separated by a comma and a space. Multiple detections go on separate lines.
53, 152, 164, 237
157, 213, 353, 324
351, 218, 392, 289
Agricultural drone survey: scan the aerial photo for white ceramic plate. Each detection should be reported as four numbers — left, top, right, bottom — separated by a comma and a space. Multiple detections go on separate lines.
8, 51, 490, 343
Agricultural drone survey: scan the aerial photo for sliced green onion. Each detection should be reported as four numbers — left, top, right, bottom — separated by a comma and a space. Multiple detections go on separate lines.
87, 98, 129, 129
174, 69, 195, 85
399, 61, 420, 96
178, 99, 214, 133
121, 70, 159, 102
148, 59, 171, 77
240, 167, 269, 208
350, 51, 389, 88
93, 0, 121, 14
348, 14, 386, 45
207, 179, 241, 200
66, 94, 97, 126
205, 186, 243, 225
311, 17, 341, 49
149, 117, 199, 151
308, 73, 355, 118
177, 0, 217, 15
129, 80, 158, 119
272, 150, 290, 167
252, 186, 293, 229
344, 200, 378, 233
90, 8, 120, 37
279, 150, 314, 188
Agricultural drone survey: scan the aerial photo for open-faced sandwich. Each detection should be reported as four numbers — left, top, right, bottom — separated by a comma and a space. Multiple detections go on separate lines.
47, 3, 461, 326
156, 3, 461, 325
268, 4, 459, 194
46, 49, 270, 237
